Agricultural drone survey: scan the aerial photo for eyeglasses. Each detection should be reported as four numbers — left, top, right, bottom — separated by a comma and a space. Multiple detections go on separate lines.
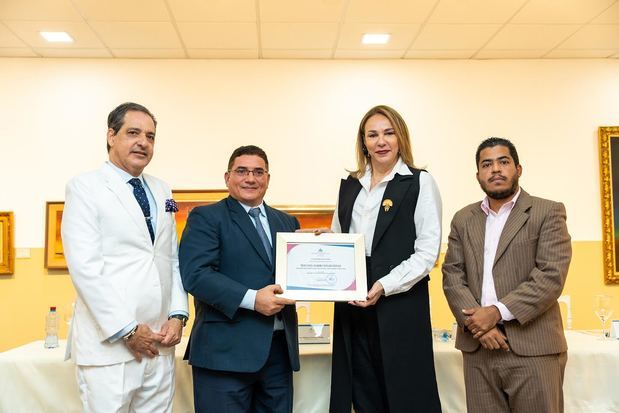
230, 168, 268, 178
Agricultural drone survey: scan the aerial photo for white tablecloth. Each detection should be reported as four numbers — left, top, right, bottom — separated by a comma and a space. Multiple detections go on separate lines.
433, 331, 619, 413
0, 331, 617, 413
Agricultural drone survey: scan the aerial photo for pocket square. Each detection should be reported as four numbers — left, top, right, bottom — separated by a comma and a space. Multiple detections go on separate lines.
165, 198, 179, 213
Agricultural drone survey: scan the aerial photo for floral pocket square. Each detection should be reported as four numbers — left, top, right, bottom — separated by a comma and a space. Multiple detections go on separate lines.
165, 198, 179, 213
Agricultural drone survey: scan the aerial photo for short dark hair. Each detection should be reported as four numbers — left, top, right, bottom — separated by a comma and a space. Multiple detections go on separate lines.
106, 102, 157, 152
227, 145, 269, 171
475, 137, 520, 169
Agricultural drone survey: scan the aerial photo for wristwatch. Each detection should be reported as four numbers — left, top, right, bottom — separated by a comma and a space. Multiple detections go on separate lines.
169, 314, 188, 327
122, 325, 138, 341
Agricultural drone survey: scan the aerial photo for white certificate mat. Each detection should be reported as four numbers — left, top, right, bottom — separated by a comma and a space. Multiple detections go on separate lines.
275, 232, 367, 301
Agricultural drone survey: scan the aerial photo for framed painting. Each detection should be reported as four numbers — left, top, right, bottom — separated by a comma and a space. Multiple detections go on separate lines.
276, 206, 334, 230
172, 189, 229, 241
171, 190, 334, 239
45, 202, 66, 269
0, 211, 14, 275
599, 126, 619, 284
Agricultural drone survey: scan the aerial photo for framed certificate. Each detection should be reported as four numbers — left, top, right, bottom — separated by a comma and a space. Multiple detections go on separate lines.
275, 232, 367, 301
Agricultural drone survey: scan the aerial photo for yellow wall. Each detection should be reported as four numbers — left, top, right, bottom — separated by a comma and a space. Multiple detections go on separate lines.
1, 58, 618, 352
0, 249, 75, 352
0, 241, 613, 352
1, 59, 619, 247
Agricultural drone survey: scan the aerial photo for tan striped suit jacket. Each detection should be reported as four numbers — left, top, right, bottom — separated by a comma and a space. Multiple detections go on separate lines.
442, 189, 572, 356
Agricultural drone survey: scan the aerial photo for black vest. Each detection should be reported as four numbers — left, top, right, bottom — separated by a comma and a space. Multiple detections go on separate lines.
337, 167, 421, 284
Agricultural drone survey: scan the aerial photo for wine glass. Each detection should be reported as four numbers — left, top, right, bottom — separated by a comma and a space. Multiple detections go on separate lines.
62, 302, 75, 327
594, 294, 613, 339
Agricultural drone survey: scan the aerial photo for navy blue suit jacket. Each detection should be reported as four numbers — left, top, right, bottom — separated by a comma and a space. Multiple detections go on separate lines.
179, 196, 300, 373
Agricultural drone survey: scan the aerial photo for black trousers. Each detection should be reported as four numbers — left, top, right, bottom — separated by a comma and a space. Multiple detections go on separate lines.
331, 256, 390, 413
348, 305, 390, 413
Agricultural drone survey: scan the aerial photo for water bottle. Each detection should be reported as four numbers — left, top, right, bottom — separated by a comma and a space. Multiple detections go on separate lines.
44, 306, 59, 349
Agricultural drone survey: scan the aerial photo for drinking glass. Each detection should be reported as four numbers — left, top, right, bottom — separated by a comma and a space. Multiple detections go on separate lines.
594, 294, 613, 339
62, 302, 75, 327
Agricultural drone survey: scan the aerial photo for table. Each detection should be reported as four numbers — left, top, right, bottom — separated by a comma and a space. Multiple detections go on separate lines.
433, 331, 619, 413
1, 331, 617, 413
0, 338, 331, 413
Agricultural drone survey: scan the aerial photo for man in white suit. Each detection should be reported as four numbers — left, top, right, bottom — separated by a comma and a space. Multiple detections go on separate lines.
61, 102, 188, 412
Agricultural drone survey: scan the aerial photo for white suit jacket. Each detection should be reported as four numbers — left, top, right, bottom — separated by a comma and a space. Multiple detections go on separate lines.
61, 162, 188, 366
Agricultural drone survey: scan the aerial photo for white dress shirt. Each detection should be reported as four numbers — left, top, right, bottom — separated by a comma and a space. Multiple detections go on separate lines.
331, 158, 442, 296
479, 189, 521, 321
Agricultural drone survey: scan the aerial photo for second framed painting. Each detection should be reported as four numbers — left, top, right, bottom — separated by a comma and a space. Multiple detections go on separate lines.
45, 202, 66, 269
599, 126, 619, 284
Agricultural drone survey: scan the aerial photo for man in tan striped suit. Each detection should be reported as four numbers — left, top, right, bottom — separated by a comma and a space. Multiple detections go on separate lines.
443, 137, 572, 412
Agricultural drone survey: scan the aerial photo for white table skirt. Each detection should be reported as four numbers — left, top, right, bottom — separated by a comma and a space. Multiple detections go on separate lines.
433, 331, 619, 413
0, 331, 617, 413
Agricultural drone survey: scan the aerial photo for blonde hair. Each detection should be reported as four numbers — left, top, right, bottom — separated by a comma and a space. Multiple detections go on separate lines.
350, 105, 415, 179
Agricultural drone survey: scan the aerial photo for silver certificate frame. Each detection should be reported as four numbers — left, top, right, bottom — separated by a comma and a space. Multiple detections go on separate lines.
275, 232, 367, 301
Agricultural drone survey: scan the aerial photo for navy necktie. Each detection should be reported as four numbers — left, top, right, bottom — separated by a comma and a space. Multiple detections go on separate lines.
128, 178, 155, 244
248, 207, 272, 264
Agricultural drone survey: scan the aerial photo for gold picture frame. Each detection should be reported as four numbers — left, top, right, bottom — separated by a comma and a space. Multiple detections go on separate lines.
45, 202, 66, 269
599, 126, 619, 284
0, 212, 15, 275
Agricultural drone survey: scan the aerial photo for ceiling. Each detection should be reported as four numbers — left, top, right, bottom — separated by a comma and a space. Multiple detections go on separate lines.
1, 0, 618, 59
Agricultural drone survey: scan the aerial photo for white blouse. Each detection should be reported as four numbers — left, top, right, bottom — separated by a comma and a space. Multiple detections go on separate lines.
331, 158, 442, 296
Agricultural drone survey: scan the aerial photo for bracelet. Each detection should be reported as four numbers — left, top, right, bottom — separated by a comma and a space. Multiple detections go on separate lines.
122, 325, 138, 341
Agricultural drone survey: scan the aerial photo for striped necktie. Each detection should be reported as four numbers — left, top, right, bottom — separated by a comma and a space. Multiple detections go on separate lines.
248, 207, 272, 264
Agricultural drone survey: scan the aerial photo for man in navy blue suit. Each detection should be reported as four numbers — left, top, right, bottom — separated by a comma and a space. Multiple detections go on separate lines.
180, 145, 300, 413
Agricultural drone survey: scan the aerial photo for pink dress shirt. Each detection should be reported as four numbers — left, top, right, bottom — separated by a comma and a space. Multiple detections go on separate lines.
480, 188, 522, 321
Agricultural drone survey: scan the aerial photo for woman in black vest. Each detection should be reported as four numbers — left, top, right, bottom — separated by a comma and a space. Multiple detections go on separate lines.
329, 105, 442, 412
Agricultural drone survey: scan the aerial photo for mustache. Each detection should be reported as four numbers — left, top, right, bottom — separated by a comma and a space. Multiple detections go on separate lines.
489, 174, 506, 182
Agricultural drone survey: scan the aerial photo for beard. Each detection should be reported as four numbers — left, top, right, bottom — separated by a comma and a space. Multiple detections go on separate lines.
480, 175, 519, 200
